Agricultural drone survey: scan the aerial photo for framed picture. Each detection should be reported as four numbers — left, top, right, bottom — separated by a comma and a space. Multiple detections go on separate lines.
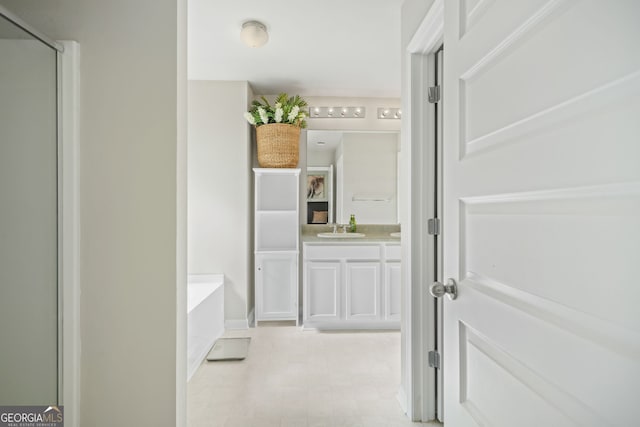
306, 169, 329, 202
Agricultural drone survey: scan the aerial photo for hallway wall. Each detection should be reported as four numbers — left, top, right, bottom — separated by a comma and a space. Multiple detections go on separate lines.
0, 1, 188, 425
188, 80, 254, 325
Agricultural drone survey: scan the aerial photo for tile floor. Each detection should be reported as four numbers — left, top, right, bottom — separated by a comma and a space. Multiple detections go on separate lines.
188, 324, 440, 427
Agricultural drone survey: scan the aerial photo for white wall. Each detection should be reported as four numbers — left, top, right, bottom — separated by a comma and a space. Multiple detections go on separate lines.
188, 80, 254, 324
307, 149, 335, 167
0, 1, 188, 425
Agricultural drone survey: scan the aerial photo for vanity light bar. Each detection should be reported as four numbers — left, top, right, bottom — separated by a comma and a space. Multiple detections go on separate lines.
377, 107, 402, 119
308, 106, 366, 119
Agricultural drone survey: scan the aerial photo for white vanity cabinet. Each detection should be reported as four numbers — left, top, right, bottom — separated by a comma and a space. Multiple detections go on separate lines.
254, 168, 300, 325
255, 253, 298, 321
305, 261, 341, 323
345, 262, 381, 320
303, 242, 400, 329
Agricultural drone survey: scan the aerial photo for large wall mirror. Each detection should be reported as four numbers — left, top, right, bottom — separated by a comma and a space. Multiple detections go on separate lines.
306, 130, 400, 225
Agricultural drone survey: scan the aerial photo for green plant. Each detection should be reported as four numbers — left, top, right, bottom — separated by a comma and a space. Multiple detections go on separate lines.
244, 93, 308, 128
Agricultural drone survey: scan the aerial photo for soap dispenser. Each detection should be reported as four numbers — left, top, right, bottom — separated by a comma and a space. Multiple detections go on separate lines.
349, 214, 357, 232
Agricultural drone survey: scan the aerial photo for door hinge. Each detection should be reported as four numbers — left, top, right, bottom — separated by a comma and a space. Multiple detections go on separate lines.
428, 350, 441, 369
427, 85, 441, 103
427, 218, 441, 235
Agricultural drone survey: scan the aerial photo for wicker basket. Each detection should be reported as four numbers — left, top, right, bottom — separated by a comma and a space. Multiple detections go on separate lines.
255, 123, 300, 168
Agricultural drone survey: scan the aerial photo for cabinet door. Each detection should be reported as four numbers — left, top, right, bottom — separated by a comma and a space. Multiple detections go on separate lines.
256, 253, 297, 321
385, 262, 401, 321
345, 262, 380, 320
305, 261, 341, 322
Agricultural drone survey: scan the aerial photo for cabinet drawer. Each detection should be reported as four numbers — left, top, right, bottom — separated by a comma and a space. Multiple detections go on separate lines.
384, 244, 401, 261
304, 244, 381, 260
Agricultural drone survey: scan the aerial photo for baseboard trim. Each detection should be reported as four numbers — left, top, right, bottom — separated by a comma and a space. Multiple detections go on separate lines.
396, 386, 408, 415
247, 308, 255, 328
301, 321, 401, 331
225, 310, 255, 330
225, 318, 249, 330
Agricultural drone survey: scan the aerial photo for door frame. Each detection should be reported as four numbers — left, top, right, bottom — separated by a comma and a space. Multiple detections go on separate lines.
401, 0, 443, 421
59, 41, 80, 427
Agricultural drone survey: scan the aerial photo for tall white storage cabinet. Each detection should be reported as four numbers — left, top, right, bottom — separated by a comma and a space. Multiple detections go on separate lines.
254, 168, 300, 325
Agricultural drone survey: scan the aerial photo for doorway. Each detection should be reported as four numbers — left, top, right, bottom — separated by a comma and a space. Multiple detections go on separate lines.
432, 45, 444, 423
0, 9, 60, 405
402, 0, 445, 422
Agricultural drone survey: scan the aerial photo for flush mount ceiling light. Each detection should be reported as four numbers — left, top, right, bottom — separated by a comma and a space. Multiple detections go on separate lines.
309, 107, 366, 119
240, 20, 269, 48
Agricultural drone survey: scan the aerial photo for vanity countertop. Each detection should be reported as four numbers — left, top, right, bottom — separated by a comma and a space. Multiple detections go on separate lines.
301, 224, 401, 243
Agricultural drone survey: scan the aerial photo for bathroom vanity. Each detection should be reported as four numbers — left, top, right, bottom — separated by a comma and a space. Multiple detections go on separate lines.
302, 234, 400, 329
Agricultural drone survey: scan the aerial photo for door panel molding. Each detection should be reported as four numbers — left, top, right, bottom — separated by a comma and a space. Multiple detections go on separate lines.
459, 182, 640, 331
459, 180, 640, 205
455, 282, 638, 424
463, 69, 640, 157
463, 273, 640, 360
458, 321, 605, 426
459, 0, 495, 39
458, 0, 640, 157
460, 0, 573, 81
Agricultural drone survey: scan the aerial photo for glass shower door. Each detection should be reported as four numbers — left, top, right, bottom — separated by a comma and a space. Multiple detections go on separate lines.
0, 14, 59, 405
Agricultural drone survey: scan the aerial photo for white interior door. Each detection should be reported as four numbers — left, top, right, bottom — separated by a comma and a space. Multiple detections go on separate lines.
442, 1, 640, 425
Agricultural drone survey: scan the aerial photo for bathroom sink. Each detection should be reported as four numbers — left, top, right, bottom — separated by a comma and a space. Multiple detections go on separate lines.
390, 232, 401, 238
317, 232, 366, 238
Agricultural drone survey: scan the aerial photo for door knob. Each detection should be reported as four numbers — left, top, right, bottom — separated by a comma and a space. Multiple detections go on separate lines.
429, 278, 458, 300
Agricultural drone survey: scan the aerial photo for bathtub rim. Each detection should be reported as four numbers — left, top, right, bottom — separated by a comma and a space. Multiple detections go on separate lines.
187, 273, 224, 313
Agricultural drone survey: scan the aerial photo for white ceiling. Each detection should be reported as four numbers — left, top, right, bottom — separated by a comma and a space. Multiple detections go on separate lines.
307, 130, 400, 154
307, 130, 343, 153
188, 0, 403, 98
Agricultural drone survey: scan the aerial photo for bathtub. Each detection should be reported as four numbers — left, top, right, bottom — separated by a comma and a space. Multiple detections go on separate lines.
187, 274, 224, 381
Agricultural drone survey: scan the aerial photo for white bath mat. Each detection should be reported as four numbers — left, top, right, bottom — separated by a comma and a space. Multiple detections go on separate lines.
206, 337, 251, 361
